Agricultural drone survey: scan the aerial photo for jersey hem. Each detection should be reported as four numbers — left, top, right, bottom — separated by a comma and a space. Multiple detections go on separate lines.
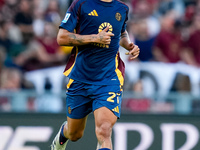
67, 77, 122, 86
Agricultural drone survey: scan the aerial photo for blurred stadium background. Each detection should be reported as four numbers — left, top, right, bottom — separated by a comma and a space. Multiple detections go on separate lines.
1, 0, 200, 149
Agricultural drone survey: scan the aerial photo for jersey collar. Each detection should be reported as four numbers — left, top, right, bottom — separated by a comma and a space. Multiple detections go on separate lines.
94, 0, 115, 7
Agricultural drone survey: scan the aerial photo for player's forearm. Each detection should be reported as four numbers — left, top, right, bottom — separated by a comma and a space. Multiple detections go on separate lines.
57, 32, 97, 46
120, 31, 131, 50
57, 27, 114, 46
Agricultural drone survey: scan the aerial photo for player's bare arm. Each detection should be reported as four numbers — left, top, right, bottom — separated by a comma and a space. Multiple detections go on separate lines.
57, 26, 114, 46
120, 30, 140, 60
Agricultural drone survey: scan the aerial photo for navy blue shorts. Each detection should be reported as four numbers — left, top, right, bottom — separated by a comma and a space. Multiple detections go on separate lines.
66, 79, 123, 119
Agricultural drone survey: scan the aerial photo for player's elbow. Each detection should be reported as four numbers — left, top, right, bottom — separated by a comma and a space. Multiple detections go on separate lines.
57, 29, 71, 46
57, 35, 72, 46
57, 35, 64, 46
57, 33, 66, 46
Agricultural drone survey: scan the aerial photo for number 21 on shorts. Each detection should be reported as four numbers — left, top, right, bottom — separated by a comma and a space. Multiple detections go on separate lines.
107, 92, 120, 104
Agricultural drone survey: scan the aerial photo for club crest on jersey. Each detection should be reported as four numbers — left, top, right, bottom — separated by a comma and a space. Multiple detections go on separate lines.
62, 13, 71, 23
68, 106, 72, 114
115, 12, 122, 21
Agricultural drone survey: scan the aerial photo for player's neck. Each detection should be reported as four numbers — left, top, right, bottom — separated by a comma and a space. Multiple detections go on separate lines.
100, 0, 112, 2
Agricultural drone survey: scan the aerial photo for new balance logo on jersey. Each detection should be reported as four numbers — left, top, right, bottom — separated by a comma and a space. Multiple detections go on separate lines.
88, 10, 98, 16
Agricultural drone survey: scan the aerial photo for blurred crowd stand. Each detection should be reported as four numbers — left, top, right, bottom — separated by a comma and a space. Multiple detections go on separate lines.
1, 0, 200, 114
0, 0, 72, 112
121, 0, 200, 114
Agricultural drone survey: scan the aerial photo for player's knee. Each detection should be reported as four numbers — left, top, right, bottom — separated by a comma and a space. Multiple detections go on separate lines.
68, 131, 84, 142
96, 122, 113, 138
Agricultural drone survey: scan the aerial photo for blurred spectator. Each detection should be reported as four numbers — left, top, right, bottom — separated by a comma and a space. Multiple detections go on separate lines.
170, 72, 191, 92
0, 67, 35, 111
0, 46, 6, 73
131, 0, 161, 37
32, 7, 45, 38
0, 0, 4, 8
33, 0, 48, 12
0, 67, 22, 90
168, 72, 192, 113
122, 79, 152, 112
59, 0, 74, 16
1, 0, 18, 21
0, 67, 34, 90
0, 20, 24, 69
131, 0, 158, 19
152, 11, 183, 63
14, 0, 34, 45
0, 20, 22, 52
0, 21, 12, 51
183, 4, 196, 24
45, 0, 61, 25
182, 13, 200, 67
132, 79, 143, 95
15, 22, 67, 71
157, 0, 185, 18
129, 19, 155, 61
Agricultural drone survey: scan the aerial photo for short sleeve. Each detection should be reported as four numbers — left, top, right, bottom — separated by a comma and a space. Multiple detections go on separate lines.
59, 0, 82, 32
121, 7, 129, 33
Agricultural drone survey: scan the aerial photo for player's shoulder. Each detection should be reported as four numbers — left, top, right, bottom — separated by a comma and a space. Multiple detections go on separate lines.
70, 0, 89, 6
68, 0, 87, 11
72, 0, 88, 4
114, 0, 129, 11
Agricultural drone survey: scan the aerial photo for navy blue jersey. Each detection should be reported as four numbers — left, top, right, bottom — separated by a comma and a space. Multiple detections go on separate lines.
60, 0, 129, 85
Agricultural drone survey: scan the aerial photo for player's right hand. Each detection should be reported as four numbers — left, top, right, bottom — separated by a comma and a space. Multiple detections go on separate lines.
125, 43, 140, 60
96, 26, 114, 45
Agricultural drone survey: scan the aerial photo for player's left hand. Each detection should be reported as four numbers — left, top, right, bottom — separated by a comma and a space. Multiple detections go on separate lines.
125, 43, 140, 60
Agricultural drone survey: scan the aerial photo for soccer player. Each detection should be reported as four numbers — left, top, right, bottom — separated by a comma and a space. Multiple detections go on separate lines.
51, 0, 140, 149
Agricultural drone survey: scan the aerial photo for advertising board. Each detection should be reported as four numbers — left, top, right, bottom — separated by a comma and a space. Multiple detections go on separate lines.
0, 113, 200, 150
